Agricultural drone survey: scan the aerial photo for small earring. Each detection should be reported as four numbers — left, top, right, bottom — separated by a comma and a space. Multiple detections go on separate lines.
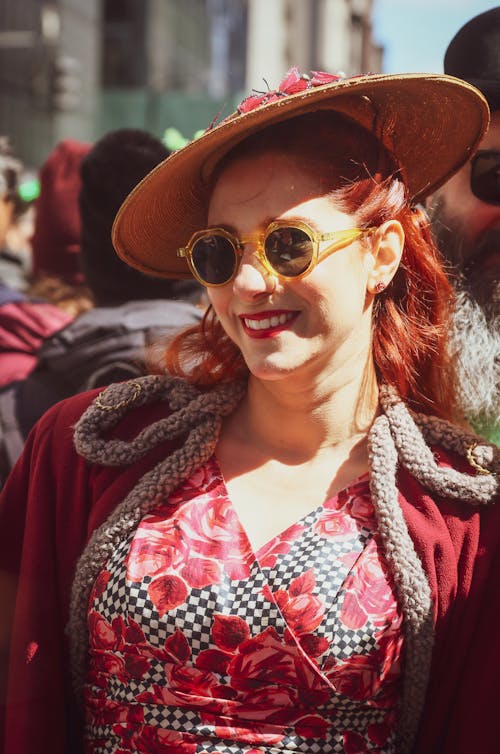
374, 282, 386, 293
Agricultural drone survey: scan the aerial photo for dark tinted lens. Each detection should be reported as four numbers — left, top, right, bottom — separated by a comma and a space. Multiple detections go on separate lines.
471, 152, 500, 205
264, 226, 314, 276
191, 234, 237, 284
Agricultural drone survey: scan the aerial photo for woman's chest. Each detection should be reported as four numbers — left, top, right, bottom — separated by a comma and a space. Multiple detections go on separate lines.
220, 452, 370, 553
86, 456, 402, 697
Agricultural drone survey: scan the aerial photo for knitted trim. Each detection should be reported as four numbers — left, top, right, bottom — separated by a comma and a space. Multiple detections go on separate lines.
367, 415, 434, 754
379, 385, 499, 503
69, 376, 498, 752
69, 375, 246, 691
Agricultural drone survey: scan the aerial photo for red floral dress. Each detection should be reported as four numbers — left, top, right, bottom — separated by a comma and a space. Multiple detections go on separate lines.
84, 456, 403, 754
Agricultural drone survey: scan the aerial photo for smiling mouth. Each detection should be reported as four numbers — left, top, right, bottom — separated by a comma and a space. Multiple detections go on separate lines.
242, 312, 296, 331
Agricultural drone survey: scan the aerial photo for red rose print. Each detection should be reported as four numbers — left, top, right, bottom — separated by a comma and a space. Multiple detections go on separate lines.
294, 714, 329, 739
124, 652, 150, 679
257, 523, 305, 568
168, 664, 220, 697
85, 461, 400, 751
229, 627, 314, 689
326, 652, 383, 701
350, 493, 375, 528
340, 590, 368, 630
200, 714, 285, 745
314, 509, 358, 539
88, 611, 125, 651
148, 574, 188, 615
180, 498, 253, 569
181, 557, 222, 589
343, 730, 370, 754
295, 687, 332, 707
90, 570, 111, 602
137, 724, 198, 753
262, 585, 288, 610
281, 593, 325, 635
289, 568, 315, 597
212, 613, 250, 651
367, 717, 392, 746
113, 723, 197, 754
343, 540, 398, 621
212, 683, 238, 701
196, 648, 232, 675
169, 463, 221, 503
126, 526, 181, 582
164, 629, 191, 663
94, 651, 127, 679
298, 633, 330, 658
124, 617, 147, 645
263, 569, 325, 635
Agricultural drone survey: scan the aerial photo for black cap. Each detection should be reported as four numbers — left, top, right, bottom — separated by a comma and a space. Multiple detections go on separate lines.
444, 7, 500, 110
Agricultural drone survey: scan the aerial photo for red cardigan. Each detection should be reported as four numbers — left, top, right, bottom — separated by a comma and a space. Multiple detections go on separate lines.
0, 390, 498, 754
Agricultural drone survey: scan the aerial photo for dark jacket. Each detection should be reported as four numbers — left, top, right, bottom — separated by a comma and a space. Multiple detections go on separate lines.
0, 298, 201, 483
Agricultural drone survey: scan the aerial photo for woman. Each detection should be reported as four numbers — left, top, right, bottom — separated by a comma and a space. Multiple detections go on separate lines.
0, 69, 498, 754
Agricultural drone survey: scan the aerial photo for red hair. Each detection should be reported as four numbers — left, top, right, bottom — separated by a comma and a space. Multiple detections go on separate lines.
163, 112, 458, 421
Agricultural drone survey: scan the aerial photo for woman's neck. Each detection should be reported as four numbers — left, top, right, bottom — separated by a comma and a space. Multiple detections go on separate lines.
226, 357, 379, 464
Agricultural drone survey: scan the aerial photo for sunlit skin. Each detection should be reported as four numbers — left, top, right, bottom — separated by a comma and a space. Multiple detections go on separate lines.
207, 152, 400, 388
207, 150, 404, 550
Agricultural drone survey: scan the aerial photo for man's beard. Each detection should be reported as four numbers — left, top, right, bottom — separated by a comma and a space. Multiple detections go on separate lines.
449, 287, 499, 435
427, 194, 500, 320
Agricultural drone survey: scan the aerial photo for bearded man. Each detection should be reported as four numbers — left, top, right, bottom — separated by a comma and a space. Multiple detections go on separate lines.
426, 8, 500, 444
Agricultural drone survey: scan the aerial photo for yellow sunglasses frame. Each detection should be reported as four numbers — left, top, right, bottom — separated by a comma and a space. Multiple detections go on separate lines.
177, 220, 376, 287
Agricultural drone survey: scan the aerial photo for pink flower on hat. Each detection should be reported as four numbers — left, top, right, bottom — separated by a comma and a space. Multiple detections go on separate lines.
237, 66, 344, 115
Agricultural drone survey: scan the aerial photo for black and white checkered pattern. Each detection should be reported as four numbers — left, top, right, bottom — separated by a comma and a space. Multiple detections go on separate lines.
322, 593, 378, 661
90, 701, 394, 754
87, 475, 399, 753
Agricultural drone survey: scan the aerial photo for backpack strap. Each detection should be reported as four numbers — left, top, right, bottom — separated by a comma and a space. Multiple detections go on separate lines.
0, 381, 25, 486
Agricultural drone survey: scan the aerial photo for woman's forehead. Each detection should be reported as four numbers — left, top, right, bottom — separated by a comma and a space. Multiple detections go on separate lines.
207, 151, 351, 229
208, 151, 338, 216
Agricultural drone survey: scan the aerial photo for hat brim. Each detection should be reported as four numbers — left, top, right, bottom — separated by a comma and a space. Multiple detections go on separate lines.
112, 72, 489, 280
463, 78, 500, 109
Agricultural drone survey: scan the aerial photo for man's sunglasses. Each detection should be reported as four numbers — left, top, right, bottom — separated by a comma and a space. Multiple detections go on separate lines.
177, 220, 375, 287
470, 150, 500, 205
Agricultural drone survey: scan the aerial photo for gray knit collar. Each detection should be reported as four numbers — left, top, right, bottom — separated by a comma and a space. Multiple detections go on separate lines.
70, 375, 498, 753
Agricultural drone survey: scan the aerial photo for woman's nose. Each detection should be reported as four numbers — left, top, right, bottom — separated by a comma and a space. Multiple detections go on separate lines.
231, 245, 277, 298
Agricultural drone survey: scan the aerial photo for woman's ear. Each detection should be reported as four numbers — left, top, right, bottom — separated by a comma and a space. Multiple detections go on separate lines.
366, 220, 404, 294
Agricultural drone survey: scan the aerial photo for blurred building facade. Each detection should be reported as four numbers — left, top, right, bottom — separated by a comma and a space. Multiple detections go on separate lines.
0, 0, 383, 166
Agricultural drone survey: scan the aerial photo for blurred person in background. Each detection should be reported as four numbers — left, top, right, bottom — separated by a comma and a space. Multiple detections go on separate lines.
0, 128, 203, 483
3, 166, 39, 279
0, 139, 72, 386
426, 7, 500, 443
0, 137, 30, 290
26, 138, 94, 317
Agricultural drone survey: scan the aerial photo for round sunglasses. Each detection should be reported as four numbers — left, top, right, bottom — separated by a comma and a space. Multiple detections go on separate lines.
470, 150, 500, 205
177, 220, 376, 287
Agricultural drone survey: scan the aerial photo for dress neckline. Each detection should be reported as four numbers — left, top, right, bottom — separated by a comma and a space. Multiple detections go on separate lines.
211, 453, 370, 561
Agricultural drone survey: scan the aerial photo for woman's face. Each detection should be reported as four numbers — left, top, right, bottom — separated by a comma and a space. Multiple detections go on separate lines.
206, 151, 378, 385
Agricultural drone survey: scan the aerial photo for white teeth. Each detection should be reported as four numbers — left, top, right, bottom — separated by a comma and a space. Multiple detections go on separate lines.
243, 312, 294, 330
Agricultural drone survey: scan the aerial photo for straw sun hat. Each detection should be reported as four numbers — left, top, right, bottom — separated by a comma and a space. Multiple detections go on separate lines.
112, 69, 489, 280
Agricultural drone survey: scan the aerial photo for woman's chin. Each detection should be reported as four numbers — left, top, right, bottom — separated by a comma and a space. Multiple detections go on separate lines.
244, 355, 302, 382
